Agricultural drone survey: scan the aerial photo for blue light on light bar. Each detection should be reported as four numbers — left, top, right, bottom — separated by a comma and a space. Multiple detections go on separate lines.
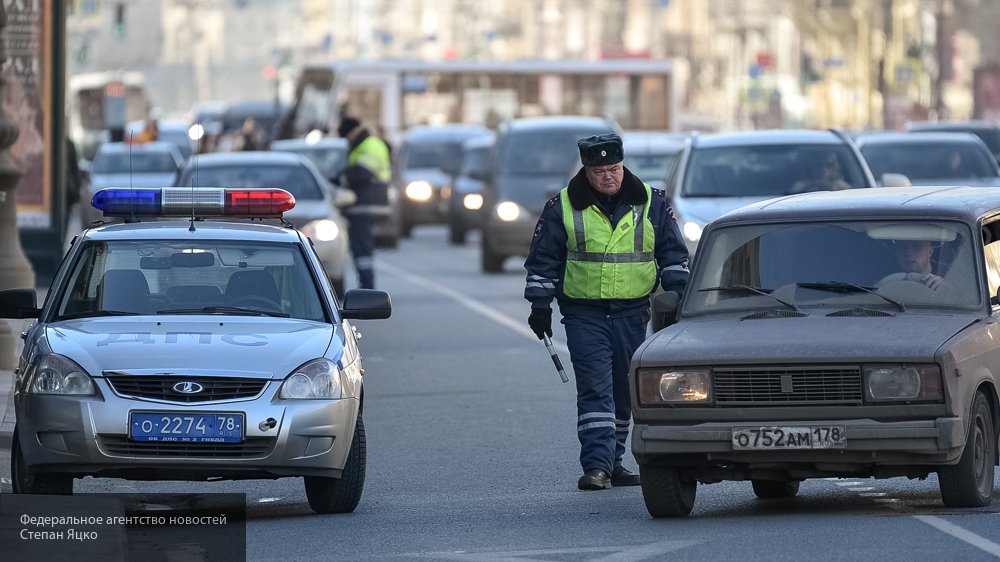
91, 188, 162, 215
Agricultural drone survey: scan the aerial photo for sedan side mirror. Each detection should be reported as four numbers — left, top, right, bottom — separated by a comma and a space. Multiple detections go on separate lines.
0, 288, 39, 319
340, 289, 391, 320
881, 173, 911, 187
331, 188, 357, 208
651, 291, 680, 332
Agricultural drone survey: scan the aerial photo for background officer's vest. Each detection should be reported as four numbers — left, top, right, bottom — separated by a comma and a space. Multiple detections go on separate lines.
349, 136, 391, 183
560, 183, 656, 299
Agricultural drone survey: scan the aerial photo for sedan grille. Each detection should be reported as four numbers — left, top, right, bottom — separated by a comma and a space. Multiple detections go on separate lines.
105, 376, 268, 403
713, 366, 862, 406
99, 436, 275, 458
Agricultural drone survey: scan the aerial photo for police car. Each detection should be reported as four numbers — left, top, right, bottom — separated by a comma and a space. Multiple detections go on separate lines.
0, 187, 391, 514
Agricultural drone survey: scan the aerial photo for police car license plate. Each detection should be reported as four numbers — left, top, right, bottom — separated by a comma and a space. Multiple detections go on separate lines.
130, 412, 244, 443
731, 426, 846, 450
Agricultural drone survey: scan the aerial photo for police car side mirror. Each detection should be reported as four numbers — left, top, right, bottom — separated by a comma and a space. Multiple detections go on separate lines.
652, 291, 680, 332
331, 187, 357, 208
341, 289, 392, 320
0, 288, 40, 319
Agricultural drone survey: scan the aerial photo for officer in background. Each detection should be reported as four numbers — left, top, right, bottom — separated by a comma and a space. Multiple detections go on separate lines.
337, 116, 392, 290
524, 134, 689, 491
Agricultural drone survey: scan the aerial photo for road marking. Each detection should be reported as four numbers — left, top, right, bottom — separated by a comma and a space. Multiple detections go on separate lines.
914, 515, 1000, 557
835, 481, 864, 487
407, 540, 699, 561
848, 487, 874, 492
0, 478, 9, 485
859, 492, 887, 497
257, 497, 281, 503
378, 260, 570, 355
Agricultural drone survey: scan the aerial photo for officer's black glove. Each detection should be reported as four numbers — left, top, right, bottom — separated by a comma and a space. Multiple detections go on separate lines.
528, 307, 553, 340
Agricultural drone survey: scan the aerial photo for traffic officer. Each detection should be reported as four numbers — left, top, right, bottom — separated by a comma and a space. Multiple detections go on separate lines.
524, 133, 689, 491
337, 116, 392, 290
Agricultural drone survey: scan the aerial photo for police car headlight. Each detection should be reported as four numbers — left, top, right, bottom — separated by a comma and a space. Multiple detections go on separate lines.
279, 358, 343, 399
637, 368, 711, 405
864, 364, 942, 403
682, 221, 703, 243
463, 193, 483, 210
303, 219, 340, 242
29, 354, 95, 395
405, 181, 433, 202
496, 201, 522, 222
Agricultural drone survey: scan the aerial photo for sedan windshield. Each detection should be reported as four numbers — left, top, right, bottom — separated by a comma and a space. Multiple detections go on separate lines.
683, 220, 980, 315
57, 240, 326, 322
682, 144, 869, 197
93, 152, 178, 174
861, 142, 997, 181
177, 164, 324, 200
625, 152, 678, 182
404, 142, 464, 173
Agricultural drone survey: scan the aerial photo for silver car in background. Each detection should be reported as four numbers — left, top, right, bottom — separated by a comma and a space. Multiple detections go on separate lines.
83, 141, 184, 225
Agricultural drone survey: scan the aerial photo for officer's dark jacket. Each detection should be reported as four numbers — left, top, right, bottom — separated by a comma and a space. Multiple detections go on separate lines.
524, 166, 690, 318
342, 129, 390, 213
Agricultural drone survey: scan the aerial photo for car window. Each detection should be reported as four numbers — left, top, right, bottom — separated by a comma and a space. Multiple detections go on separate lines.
625, 152, 678, 182
684, 220, 980, 314
404, 141, 464, 173
459, 146, 490, 176
861, 142, 997, 180
498, 128, 611, 177
682, 144, 869, 197
278, 146, 347, 178
93, 152, 178, 174
57, 240, 326, 322
983, 222, 1000, 301
158, 131, 193, 159
178, 164, 324, 200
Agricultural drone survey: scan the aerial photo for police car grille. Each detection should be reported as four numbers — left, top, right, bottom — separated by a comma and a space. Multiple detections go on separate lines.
99, 436, 275, 458
105, 376, 268, 403
713, 366, 862, 405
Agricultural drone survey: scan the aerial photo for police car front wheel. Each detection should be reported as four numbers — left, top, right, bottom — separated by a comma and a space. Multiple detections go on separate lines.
11, 426, 73, 495
304, 416, 367, 514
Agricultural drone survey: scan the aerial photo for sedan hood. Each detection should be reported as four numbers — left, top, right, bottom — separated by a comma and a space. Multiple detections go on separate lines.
638, 312, 976, 365
47, 318, 339, 378
90, 173, 179, 191
675, 195, 778, 225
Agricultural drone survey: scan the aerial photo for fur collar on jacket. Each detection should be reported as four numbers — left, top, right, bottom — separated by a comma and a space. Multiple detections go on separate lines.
566, 166, 647, 211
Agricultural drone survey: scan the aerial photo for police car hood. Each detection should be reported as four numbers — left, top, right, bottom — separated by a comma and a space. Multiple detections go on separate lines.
47, 318, 338, 378
637, 313, 975, 365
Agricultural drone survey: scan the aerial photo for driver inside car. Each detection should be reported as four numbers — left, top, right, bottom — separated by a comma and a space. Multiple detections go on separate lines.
881, 239, 944, 289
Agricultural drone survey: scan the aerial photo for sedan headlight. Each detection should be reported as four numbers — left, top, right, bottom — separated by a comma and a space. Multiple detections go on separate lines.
405, 181, 433, 201
29, 354, 95, 395
637, 368, 711, 405
302, 219, 340, 242
682, 220, 703, 243
495, 201, 522, 222
463, 193, 483, 210
864, 364, 942, 403
279, 358, 343, 400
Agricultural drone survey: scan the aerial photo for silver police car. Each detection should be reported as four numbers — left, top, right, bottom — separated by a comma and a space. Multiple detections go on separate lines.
0, 187, 391, 514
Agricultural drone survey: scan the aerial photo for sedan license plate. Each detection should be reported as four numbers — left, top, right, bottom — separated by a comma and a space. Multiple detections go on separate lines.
130, 412, 244, 443
732, 426, 846, 450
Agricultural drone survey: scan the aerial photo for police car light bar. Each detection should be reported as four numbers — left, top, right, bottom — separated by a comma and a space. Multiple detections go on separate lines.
91, 188, 296, 218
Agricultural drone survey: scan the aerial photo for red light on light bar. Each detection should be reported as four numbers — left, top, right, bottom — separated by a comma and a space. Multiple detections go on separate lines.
225, 189, 296, 217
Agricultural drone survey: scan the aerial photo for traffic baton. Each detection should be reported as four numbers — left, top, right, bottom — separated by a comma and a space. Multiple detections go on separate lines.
542, 334, 570, 383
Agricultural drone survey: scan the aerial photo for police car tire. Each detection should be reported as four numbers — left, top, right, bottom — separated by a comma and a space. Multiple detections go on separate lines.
304, 416, 367, 514
11, 427, 73, 495
938, 392, 995, 508
638, 464, 696, 518
750, 479, 800, 499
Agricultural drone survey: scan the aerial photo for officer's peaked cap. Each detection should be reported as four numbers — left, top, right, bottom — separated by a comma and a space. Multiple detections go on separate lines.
578, 133, 624, 167
337, 116, 361, 138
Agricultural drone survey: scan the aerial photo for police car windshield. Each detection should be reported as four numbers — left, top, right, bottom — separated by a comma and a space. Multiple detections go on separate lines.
93, 152, 178, 174
57, 240, 327, 322
177, 163, 324, 200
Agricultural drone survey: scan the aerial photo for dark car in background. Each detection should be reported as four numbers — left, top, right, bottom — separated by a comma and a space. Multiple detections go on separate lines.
906, 119, 1000, 164
219, 100, 288, 151
479, 116, 618, 273
622, 131, 685, 190
395, 124, 492, 237
447, 133, 495, 245
857, 132, 1000, 187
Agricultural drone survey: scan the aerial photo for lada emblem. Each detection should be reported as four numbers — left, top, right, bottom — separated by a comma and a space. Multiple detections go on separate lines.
173, 382, 205, 394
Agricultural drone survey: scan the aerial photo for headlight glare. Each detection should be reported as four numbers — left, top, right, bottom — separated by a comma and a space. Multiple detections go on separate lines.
496, 201, 521, 222
405, 181, 433, 201
29, 354, 95, 395
305, 219, 340, 242
864, 364, 942, 402
638, 368, 711, 405
682, 221, 703, 242
463, 193, 483, 210
279, 359, 343, 399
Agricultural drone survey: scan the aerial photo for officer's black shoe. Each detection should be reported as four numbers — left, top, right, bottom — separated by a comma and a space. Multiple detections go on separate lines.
577, 470, 612, 491
611, 466, 641, 487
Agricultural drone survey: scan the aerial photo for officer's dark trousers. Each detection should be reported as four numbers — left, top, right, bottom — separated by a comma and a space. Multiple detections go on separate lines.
562, 310, 649, 476
347, 214, 376, 289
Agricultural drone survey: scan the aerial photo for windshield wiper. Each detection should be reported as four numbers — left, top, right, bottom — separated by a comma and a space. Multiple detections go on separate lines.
58, 310, 142, 320
796, 281, 906, 312
156, 306, 290, 318
697, 285, 801, 312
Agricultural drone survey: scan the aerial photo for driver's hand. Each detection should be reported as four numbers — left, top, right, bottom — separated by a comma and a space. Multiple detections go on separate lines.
905, 272, 944, 289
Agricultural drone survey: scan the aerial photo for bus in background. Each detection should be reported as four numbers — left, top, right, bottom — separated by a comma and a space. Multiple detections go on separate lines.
285, 59, 676, 144
68, 71, 151, 160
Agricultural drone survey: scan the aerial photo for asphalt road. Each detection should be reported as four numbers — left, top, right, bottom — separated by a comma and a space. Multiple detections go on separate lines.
3, 225, 1000, 561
